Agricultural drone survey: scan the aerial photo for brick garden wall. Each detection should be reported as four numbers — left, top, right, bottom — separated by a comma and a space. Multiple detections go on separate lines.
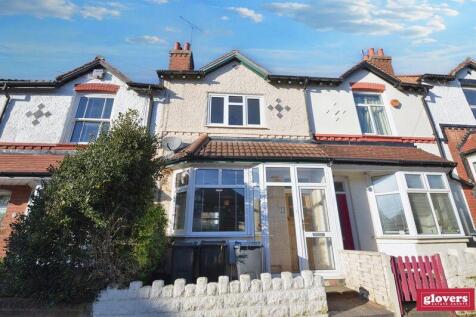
93, 271, 328, 317
340, 250, 400, 314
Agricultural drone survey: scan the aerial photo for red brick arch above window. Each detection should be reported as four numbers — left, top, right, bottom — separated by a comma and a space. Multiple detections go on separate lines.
74, 83, 120, 94
350, 82, 386, 92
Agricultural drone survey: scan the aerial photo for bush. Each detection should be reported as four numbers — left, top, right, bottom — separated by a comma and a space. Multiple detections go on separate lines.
1, 111, 167, 304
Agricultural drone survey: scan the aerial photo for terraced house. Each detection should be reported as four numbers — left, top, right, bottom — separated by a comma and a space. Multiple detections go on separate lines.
0, 44, 474, 293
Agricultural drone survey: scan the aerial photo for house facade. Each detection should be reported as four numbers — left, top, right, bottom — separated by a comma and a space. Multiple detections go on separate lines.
0, 44, 473, 282
422, 59, 476, 239
158, 44, 469, 279
0, 57, 161, 256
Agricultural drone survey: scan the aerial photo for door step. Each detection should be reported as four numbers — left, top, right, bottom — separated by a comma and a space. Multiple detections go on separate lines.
323, 278, 346, 288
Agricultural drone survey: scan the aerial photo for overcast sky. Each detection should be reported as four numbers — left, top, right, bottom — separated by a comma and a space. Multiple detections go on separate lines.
0, 0, 475, 82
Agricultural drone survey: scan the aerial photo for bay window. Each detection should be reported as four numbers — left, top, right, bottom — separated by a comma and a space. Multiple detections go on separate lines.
70, 96, 113, 143
208, 94, 262, 127
371, 172, 461, 236
173, 171, 189, 231
353, 93, 391, 135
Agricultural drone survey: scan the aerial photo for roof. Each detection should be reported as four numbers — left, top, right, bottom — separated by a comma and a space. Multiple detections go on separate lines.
422, 57, 476, 82
0, 56, 162, 90
459, 130, 476, 155
158, 49, 426, 92
0, 153, 64, 176
169, 135, 454, 167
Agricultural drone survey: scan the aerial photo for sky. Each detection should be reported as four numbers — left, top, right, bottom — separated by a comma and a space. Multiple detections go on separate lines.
0, 0, 475, 83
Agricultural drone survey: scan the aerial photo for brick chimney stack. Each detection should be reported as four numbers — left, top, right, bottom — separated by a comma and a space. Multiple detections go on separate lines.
362, 48, 394, 75
169, 41, 194, 71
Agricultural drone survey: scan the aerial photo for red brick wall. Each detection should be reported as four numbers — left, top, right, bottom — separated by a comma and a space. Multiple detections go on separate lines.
444, 127, 476, 223
0, 185, 32, 257
169, 50, 194, 71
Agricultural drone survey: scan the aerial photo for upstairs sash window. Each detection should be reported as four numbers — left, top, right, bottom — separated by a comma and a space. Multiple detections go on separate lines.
70, 96, 113, 143
354, 93, 391, 135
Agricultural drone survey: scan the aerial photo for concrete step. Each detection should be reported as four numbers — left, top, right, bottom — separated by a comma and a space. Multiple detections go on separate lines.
327, 291, 394, 317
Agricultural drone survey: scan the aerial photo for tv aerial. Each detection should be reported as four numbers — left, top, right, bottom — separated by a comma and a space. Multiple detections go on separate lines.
179, 15, 202, 44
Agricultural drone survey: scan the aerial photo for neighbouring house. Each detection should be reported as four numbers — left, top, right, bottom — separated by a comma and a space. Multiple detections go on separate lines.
157, 44, 470, 282
0, 56, 161, 255
422, 58, 476, 241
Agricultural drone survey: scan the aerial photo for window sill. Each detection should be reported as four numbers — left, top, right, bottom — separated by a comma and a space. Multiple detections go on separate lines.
375, 235, 468, 243
205, 125, 269, 130
169, 232, 251, 238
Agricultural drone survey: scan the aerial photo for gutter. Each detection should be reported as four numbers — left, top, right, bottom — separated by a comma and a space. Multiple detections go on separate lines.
145, 85, 154, 134
0, 83, 11, 127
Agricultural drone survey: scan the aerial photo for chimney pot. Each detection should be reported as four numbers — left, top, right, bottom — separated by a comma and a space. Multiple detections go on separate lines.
377, 48, 384, 56
184, 42, 191, 51
368, 48, 375, 57
363, 55, 369, 61
173, 42, 181, 50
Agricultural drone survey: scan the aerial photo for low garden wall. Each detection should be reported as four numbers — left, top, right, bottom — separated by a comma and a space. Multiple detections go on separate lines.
340, 250, 400, 315
93, 271, 328, 317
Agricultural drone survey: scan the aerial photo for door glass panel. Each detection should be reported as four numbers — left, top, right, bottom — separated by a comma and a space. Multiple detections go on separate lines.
297, 168, 325, 183
301, 189, 329, 232
307, 237, 335, 270
266, 167, 291, 182
267, 186, 299, 273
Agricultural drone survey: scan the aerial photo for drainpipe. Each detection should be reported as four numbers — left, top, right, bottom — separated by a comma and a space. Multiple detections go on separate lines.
145, 85, 154, 135
0, 83, 11, 126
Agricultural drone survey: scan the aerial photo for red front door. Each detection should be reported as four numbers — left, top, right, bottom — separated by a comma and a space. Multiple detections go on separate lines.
334, 181, 355, 250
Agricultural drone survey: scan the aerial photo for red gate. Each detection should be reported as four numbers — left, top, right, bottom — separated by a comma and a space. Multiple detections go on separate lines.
390, 255, 448, 315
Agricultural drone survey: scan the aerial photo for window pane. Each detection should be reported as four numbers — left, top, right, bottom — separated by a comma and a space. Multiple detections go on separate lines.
253, 186, 261, 238
307, 237, 335, 270
229, 104, 243, 125
431, 193, 460, 234
372, 174, 398, 193
222, 170, 244, 185
405, 174, 424, 189
301, 189, 329, 232
463, 88, 476, 106
102, 98, 114, 118
408, 193, 438, 234
100, 122, 110, 135
70, 122, 83, 142
193, 188, 245, 232
85, 98, 105, 118
80, 122, 100, 142
174, 192, 187, 230
251, 167, 260, 184
375, 193, 408, 234
175, 171, 189, 188
471, 106, 476, 119
266, 167, 291, 182
210, 97, 224, 124
247, 98, 260, 125
354, 94, 381, 105
427, 175, 445, 189
297, 168, 325, 183
195, 169, 219, 185
0, 195, 9, 224
75, 97, 88, 118
370, 106, 391, 135
229, 96, 243, 103
357, 106, 374, 134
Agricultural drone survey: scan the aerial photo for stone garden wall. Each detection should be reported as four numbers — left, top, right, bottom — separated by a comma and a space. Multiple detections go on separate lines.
93, 271, 328, 317
340, 250, 400, 315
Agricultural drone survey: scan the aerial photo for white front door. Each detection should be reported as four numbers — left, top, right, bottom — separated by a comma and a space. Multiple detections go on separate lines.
264, 164, 342, 276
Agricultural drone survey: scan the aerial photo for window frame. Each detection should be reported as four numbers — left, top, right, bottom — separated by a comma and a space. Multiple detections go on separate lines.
0, 191, 11, 227
353, 92, 393, 136
170, 166, 253, 237
207, 93, 265, 128
462, 87, 476, 119
69, 94, 114, 144
369, 171, 464, 238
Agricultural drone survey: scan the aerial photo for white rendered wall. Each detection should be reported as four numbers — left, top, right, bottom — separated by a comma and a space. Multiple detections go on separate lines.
0, 72, 153, 144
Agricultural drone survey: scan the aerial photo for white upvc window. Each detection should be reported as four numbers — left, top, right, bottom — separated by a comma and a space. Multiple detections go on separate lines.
70, 96, 114, 143
370, 172, 462, 237
208, 94, 263, 127
0, 193, 10, 225
462, 88, 476, 119
170, 167, 250, 237
353, 93, 392, 135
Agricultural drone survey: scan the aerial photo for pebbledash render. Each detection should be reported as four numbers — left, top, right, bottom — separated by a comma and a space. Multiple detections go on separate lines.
0, 43, 474, 282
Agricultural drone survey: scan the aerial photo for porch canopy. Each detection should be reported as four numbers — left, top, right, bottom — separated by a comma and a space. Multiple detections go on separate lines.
169, 134, 454, 168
